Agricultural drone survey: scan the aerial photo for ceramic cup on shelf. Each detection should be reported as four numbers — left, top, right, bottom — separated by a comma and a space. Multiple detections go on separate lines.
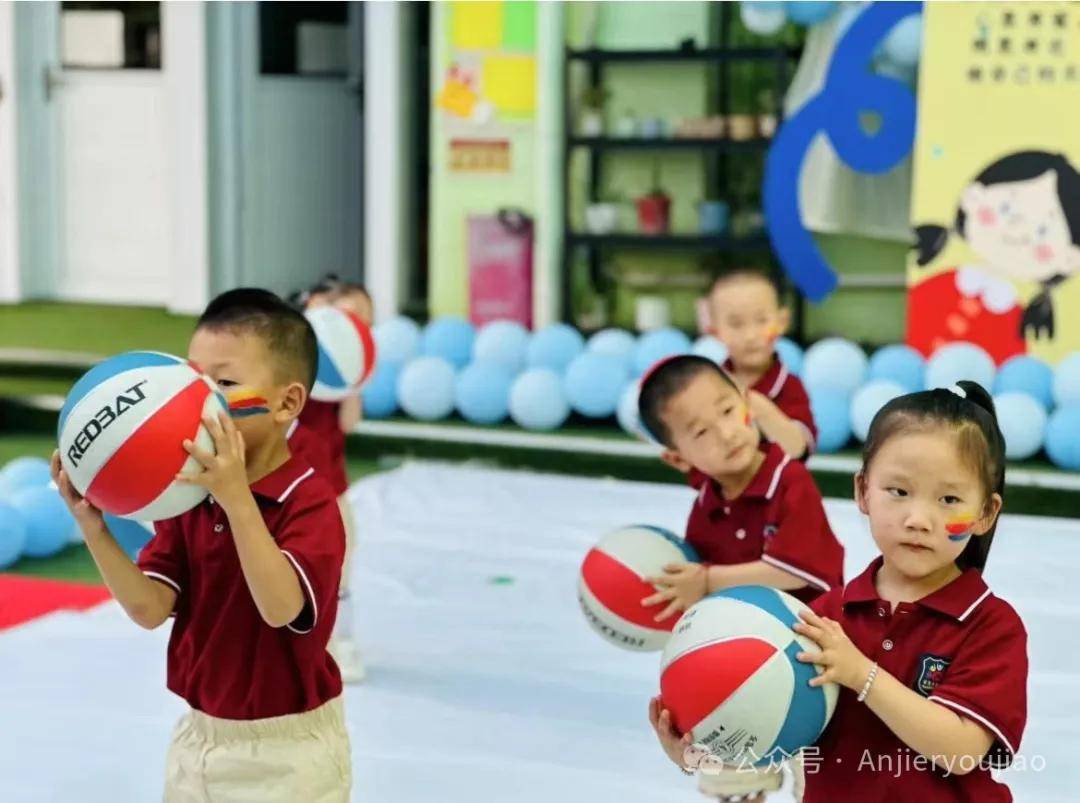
585, 203, 620, 235
757, 113, 778, 138
697, 201, 730, 235
613, 112, 638, 138
639, 117, 665, 138
726, 114, 757, 141
580, 110, 604, 137
635, 296, 672, 332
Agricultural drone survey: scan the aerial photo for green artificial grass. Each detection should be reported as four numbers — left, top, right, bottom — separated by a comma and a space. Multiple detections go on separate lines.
0, 302, 195, 356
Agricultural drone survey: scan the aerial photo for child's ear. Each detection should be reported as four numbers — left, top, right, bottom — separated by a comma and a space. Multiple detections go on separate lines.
660, 449, 693, 474
775, 306, 791, 337
854, 471, 870, 514
277, 382, 307, 423
974, 492, 1003, 535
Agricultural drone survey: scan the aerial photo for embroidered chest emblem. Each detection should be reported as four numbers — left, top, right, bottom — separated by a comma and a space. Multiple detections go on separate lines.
914, 653, 952, 697
763, 524, 778, 539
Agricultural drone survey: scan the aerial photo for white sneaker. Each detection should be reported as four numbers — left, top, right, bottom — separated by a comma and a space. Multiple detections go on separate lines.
329, 636, 366, 684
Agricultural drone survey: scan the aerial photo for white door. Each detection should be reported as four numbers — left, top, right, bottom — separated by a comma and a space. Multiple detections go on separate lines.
234, 1, 364, 296
48, 2, 172, 305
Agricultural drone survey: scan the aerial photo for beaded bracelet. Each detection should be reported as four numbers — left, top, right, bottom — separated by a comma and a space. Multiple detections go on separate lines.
857, 662, 880, 703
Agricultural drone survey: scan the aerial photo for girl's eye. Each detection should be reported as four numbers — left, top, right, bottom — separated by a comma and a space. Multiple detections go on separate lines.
941, 495, 962, 505
723, 406, 736, 416
694, 429, 707, 439
999, 202, 1010, 215
218, 379, 238, 388
886, 487, 907, 498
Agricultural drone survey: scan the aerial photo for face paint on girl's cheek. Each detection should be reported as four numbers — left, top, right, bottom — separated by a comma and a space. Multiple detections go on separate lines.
945, 513, 977, 542
226, 389, 271, 418
742, 405, 753, 427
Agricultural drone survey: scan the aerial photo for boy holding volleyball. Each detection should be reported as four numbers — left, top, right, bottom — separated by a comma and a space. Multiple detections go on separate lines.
705, 269, 816, 459
638, 354, 843, 802
289, 274, 373, 682
53, 288, 351, 802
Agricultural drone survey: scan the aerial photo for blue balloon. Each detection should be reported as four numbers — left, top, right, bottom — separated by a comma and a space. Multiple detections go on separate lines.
361, 362, 401, 419
0, 456, 52, 499
509, 369, 571, 431
455, 361, 513, 425
1053, 353, 1080, 407
103, 513, 154, 560
741, 1, 788, 36
8, 486, 74, 559
994, 393, 1047, 461
587, 328, 637, 370
564, 352, 630, 418
925, 342, 995, 391
421, 318, 475, 369
0, 501, 28, 568
994, 356, 1054, 411
691, 336, 729, 366
785, 1, 838, 26
632, 327, 692, 376
616, 381, 654, 442
803, 338, 868, 396
473, 320, 531, 374
372, 316, 421, 365
868, 344, 925, 393
881, 14, 922, 67
1045, 405, 1080, 470
527, 323, 585, 372
810, 389, 852, 453
851, 380, 905, 442
397, 356, 457, 421
775, 337, 804, 376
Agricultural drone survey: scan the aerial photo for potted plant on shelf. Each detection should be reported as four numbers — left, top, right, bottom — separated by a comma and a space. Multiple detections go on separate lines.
757, 88, 779, 138
636, 162, 672, 235
579, 85, 608, 137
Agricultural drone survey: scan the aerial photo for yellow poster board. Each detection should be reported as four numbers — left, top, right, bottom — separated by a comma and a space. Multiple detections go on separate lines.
906, 2, 1080, 365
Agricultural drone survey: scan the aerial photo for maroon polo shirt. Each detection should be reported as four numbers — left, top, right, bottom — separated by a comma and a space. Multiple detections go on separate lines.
292, 400, 349, 495
724, 355, 817, 455
685, 444, 844, 603
805, 556, 1028, 802
138, 453, 346, 720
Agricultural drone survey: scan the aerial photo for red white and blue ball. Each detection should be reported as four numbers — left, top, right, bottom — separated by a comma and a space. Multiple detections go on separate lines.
57, 351, 227, 521
660, 586, 838, 766
306, 306, 377, 402
578, 525, 700, 652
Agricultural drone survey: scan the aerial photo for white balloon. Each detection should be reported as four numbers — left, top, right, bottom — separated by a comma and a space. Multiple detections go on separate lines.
741, 2, 788, 36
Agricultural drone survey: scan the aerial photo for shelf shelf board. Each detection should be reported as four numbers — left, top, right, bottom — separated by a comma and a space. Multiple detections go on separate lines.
566, 46, 801, 64
568, 136, 772, 151
566, 232, 770, 251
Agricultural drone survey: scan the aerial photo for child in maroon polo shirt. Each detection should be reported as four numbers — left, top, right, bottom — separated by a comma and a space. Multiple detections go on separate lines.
705, 269, 816, 459
652, 381, 1029, 803
638, 354, 844, 802
53, 289, 350, 802
289, 274, 373, 683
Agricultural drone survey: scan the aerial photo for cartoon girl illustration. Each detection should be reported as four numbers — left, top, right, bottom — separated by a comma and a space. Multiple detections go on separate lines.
908, 150, 1080, 363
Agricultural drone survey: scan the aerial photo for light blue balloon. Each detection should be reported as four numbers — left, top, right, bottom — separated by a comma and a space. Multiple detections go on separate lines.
361, 362, 401, 419
810, 389, 852, 454
0, 456, 52, 499
803, 338, 868, 396
882, 14, 922, 68
455, 361, 514, 425
632, 327, 692, 376
775, 337, 804, 376
527, 323, 585, 372
616, 381, 654, 442
421, 318, 475, 369
0, 501, 28, 568
473, 319, 531, 374
9, 486, 74, 559
397, 356, 457, 421
691, 336, 729, 366
994, 356, 1054, 411
1045, 405, 1080, 470
564, 352, 630, 418
740, 1, 787, 36
868, 344, 925, 393
785, 1, 838, 26
925, 342, 995, 392
1052, 353, 1080, 407
372, 316, 421, 365
587, 328, 637, 371
509, 369, 571, 431
994, 393, 1047, 461
851, 380, 906, 442
103, 513, 154, 560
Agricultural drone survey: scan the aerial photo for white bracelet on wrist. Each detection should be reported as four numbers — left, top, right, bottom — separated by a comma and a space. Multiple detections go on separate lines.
857, 662, 879, 703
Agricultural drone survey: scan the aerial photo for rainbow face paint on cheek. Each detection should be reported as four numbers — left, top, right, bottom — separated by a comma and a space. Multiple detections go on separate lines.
226, 389, 271, 418
945, 513, 976, 542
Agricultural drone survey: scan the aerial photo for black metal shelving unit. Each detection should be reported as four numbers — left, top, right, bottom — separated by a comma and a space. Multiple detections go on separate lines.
561, 9, 803, 333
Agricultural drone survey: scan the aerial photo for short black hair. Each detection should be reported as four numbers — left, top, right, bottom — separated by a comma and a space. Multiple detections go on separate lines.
196, 288, 318, 391
287, 273, 370, 312
638, 355, 739, 447
709, 267, 784, 304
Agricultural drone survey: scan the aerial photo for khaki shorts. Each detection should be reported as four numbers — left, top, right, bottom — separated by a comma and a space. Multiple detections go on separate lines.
164, 697, 351, 803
